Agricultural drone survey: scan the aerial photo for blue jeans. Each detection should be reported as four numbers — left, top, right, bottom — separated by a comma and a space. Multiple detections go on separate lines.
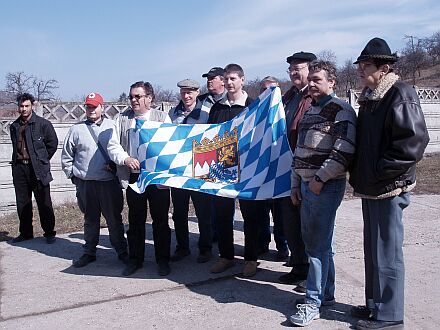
300, 178, 346, 307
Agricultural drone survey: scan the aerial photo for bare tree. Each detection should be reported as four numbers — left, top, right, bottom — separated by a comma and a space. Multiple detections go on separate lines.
5, 72, 34, 95
154, 84, 178, 103
5, 71, 59, 101
317, 50, 337, 65
32, 77, 59, 101
244, 77, 262, 99
398, 35, 427, 85
421, 31, 440, 65
336, 59, 360, 97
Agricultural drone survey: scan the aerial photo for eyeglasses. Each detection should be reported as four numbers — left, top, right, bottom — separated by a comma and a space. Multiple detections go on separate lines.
286, 65, 308, 74
128, 94, 147, 100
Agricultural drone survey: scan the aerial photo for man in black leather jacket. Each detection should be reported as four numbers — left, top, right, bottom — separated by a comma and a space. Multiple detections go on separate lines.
9, 93, 58, 244
349, 38, 429, 330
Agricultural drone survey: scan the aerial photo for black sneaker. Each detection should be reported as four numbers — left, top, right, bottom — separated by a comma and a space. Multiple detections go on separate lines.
122, 261, 142, 276
351, 305, 373, 319
72, 254, 96, 268
158, 262, 171, 276
279, 270, 307, 285
11, 235, 33, 243
196, 250, 213, 263
118, 252, 129, 264
170, 249, 190, 262
356, 319, 403, 330
294, 280, 307, 293
276, 249, 289, 261
46, 236, 56, 244
257, 246, 269, 256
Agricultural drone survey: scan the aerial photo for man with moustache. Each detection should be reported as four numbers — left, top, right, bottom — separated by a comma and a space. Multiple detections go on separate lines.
9, 93, 58, 244
277, 52, 317, 291
289, 60, 357, 326
61, 92, 128, 267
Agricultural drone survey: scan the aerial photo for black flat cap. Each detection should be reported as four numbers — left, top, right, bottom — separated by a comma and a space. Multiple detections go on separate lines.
202, 67, 225, 78
354, 37, 398, 64
286, 51, 317, 64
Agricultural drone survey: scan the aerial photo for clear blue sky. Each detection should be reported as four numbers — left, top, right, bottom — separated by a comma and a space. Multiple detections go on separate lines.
1, 0, 439, 101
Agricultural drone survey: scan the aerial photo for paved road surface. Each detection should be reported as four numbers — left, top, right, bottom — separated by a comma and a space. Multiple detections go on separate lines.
1, 195, 439, 329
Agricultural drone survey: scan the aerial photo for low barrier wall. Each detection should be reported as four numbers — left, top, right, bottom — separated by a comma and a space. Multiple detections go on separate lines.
0, 91, 438, 214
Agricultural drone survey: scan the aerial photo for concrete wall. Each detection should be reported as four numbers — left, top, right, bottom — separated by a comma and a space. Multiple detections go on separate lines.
0, 94, 438, 214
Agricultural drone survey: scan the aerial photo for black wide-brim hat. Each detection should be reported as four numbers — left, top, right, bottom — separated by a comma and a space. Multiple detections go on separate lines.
354, 37, 399, 64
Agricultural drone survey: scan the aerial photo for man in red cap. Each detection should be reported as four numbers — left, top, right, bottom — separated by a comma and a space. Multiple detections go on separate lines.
61, 92, 131, 268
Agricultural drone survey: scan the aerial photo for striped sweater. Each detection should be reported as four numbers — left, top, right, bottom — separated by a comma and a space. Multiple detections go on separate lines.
292, 95, 357, 188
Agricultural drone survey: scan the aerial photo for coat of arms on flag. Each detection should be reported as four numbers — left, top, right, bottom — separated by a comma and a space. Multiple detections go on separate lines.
193, 127, 239, 183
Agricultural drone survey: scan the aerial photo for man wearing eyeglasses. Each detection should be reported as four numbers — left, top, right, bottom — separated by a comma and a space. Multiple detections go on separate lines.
277, 51, 317, 292
108, 81, 171, 277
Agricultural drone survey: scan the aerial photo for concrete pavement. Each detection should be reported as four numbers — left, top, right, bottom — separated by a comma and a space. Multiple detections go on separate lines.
0, 195, 439, 329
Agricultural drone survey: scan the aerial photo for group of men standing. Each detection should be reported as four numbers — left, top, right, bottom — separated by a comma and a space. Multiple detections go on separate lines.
9, 37, 429, 330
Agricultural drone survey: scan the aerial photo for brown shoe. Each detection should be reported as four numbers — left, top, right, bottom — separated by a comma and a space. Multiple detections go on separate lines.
242, 261, 258, 277
210, 258, 234, 273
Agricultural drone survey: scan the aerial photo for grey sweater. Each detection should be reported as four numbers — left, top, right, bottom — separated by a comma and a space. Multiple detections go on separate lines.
61, 118, 119, 181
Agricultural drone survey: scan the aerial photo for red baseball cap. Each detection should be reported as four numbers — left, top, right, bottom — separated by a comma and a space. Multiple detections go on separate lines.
84, 92, 104, 107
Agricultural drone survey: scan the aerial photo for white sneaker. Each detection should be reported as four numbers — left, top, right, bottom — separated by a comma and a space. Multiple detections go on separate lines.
289, 303, 320, 327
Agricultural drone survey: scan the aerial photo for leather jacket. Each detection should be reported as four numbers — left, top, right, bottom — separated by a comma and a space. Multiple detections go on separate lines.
349, 75, 429, 198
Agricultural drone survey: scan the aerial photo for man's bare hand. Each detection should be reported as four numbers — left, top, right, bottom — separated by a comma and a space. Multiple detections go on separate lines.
291, 187, 302, 205
309, 178, 324, 195
124, 157, 140, 170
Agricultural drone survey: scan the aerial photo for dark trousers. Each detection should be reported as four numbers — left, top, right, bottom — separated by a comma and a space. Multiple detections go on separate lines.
171, 188, 212, 253
212, 196, 260, 261
239, 199, 265, 261
126, 173, 170, 265
362, 193, 409, 321
12, 163, 56, 238
212, 196, 235, 260
258, 199, 288, 252
75, 178, 127, 257
278, 196, 309, 276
